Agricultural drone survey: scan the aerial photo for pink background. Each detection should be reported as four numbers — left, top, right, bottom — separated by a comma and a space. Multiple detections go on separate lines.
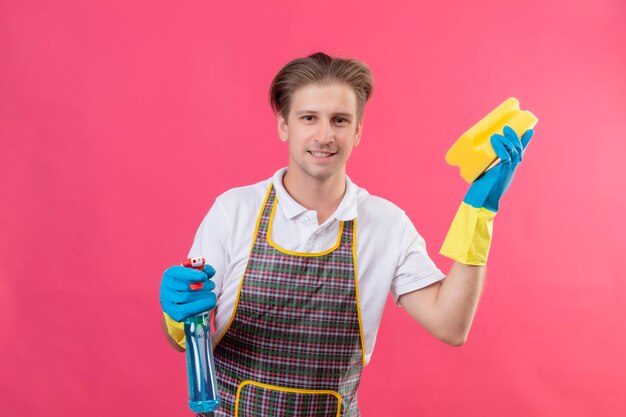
1, 0, 625, 416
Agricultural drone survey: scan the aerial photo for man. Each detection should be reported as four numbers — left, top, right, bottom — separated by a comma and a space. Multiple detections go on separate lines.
159, 52, 533, 416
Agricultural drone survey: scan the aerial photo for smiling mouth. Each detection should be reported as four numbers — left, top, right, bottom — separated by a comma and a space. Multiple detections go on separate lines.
308, 151, 337, 158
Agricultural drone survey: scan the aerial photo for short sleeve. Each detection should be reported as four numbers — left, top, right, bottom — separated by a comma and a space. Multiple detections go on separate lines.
186, 198, 230, 299
390, 214, 446, 304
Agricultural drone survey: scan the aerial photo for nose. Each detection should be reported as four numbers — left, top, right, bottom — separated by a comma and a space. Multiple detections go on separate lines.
316, 122, 335, 144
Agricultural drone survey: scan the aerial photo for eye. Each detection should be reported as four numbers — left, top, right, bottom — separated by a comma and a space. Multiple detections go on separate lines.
335, 117, 349, 125
302, 115, 316, 121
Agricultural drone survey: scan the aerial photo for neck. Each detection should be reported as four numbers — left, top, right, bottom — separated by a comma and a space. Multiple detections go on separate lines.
282, 169, 346, 224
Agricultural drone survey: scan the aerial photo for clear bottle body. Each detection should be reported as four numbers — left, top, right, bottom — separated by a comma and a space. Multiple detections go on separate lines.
184, 312, 220, 412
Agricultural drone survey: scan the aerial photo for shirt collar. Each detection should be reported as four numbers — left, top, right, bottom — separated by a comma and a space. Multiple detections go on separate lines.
271, 168, 358, 221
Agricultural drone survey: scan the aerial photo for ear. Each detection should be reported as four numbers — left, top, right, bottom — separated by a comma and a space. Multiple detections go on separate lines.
277, 112, 289, 142
353, 119, 363, 147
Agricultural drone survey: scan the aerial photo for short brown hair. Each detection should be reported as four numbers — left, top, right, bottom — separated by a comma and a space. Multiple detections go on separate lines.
269, 52, 374, 122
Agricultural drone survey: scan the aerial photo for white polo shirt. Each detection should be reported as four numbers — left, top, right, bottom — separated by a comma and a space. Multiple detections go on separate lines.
188, 168, 446, 364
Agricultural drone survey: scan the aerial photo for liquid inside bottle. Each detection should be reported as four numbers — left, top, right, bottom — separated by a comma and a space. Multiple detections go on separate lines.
184, 313, 220, 412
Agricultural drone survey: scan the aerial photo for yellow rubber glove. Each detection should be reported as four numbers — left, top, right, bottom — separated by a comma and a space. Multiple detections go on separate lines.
440, 203, 496, 265
163, 311, 186, 349
440, 127, 533, 265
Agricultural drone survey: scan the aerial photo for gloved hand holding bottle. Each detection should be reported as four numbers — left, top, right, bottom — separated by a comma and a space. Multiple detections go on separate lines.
160, 259, 221, 412
160, 262, 217, 322
440, 126, 534, 265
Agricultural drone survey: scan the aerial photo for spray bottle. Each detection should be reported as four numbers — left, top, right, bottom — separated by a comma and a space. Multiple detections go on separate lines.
182, 257, 221, 412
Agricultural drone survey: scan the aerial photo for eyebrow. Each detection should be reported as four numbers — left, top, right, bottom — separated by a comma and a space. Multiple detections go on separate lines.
294, 110, 354, 118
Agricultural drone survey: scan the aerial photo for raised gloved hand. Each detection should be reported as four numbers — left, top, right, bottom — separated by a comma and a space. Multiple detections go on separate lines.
160, 264, 217, 322
440, 126, 534, 265
464, 126, 534, 212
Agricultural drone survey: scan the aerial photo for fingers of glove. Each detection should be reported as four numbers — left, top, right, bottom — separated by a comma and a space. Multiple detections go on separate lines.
521, 129, 534, 150
164, 265, 208, 285
161, 276, 198, 292
202, 278, 216, 291
498, 130, 520, 165
502, 126, 523, 164
161, 285, 214, 304
490, 134, 511, 163
203, 264, 216, 279
161, 266, 216, 299
178, 296, 217, 318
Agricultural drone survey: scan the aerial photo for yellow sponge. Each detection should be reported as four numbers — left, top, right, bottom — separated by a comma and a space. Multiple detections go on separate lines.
446, 97, 538, 183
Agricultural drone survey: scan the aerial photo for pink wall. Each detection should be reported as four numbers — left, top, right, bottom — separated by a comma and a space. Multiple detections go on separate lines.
1, 0, 625, 416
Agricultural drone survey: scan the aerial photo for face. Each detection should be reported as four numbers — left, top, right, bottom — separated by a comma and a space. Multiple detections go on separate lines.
278, 82, 362, 184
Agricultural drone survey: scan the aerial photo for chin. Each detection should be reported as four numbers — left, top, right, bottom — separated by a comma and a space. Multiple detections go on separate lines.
307, 167, 340, 181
